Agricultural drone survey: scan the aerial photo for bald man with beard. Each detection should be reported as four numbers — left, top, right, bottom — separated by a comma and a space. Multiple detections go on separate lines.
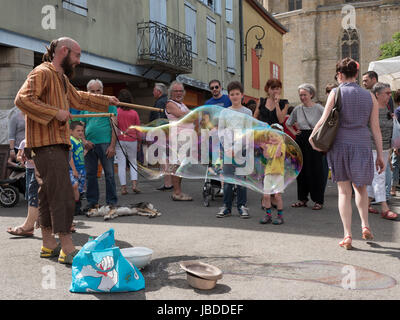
15, 37, 120, 264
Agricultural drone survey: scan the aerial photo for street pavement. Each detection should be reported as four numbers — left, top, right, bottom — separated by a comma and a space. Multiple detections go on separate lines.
1, 174, 400, 301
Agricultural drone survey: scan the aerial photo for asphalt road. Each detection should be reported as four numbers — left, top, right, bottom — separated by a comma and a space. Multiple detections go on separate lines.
1, 174, 400, 301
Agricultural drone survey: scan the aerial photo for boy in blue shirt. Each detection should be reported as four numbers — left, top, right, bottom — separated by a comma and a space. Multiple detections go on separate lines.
69, 121, 86, 216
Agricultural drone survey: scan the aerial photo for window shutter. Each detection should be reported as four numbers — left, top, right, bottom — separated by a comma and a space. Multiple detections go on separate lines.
150, 0, 167, 25
215, 0, 222, 15
185, 2, 197, 55
207, 16, 217, 64
225, 0, 233, 23
227, 28, 236, 73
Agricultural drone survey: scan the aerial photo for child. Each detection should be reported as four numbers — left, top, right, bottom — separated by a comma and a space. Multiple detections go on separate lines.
259, 125, 286, 225
69, 121, 86, 216
6, 139, 39, 236
217, 81, 253, 218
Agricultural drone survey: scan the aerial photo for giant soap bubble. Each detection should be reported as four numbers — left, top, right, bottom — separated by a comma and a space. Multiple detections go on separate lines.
123, 105, 302, 195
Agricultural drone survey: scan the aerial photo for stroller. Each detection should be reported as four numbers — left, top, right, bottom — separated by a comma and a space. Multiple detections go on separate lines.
202, 166, 222, 207
202, 165, 237, 207
0, 146, 25, 208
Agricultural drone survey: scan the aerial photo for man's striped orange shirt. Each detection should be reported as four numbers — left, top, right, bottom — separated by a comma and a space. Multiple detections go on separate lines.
15, 62, 111, 148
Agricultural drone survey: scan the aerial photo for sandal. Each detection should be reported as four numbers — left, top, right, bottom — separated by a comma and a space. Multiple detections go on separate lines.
291, 201, 307, 208
172, 193, 193, 201
121, 186, 128, 195
40, 244, 61, 258
132, 188, 141, 194
368, 207, 380, 214
312, 203, 323, 210
362, 227, 374, 240
58, 249, 80, 265
381, 210, 398, 220
7, 226, 34, 237
339, 236, 353, 250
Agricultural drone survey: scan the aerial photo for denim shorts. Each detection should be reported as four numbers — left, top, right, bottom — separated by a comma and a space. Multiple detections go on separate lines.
25, 168, 39, 208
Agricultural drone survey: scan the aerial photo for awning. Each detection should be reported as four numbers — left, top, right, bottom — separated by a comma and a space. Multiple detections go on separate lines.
368, 56, 400, 90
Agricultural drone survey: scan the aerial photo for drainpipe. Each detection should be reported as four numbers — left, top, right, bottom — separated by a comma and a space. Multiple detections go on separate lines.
239, 0, 244, 84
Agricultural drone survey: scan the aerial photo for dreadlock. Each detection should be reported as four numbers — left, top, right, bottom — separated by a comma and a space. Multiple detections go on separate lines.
42, 39, 58, 62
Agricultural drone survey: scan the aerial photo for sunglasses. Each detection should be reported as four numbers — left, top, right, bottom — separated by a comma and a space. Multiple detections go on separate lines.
210, 86, 220, 90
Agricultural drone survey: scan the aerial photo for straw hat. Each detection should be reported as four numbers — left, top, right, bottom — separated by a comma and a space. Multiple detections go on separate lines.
179, 261, 223, 290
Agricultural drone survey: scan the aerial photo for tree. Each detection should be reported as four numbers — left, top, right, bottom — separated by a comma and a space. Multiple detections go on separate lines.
379, 32, 400, 60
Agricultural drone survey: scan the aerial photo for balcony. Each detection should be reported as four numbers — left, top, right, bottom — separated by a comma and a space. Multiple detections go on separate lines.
137, 21, 193, 74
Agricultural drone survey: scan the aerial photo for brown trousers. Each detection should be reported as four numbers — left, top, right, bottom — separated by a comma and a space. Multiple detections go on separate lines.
33, 144, 75, 234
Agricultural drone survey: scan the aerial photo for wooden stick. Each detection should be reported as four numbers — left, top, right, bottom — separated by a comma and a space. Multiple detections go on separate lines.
118, 102, 163, 112
71, 113, 114, 118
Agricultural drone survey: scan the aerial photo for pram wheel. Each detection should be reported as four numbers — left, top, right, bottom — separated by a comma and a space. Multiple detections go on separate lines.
203, 182, 212, 207
0, 185, 19, 208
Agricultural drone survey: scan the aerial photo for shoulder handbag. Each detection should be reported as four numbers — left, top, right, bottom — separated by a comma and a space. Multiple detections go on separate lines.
310, 87, 342, 152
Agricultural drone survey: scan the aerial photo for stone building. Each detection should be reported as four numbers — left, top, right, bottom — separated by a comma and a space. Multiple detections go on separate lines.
262, 0, 400, 104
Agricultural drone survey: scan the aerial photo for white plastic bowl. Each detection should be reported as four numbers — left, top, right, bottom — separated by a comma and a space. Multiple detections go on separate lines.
121, 247, 153, 269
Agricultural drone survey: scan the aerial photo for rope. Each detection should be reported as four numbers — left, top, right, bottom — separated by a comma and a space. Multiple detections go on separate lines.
108, 117, 162, 188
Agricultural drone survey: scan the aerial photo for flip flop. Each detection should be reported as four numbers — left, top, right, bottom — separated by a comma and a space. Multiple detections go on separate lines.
381, 210, 398, 220
7, 226, 34, 237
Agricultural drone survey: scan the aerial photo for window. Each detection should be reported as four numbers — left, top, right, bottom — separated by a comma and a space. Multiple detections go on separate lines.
206, 16, 217, 64
341, 28, 359, 61
185, 2, 197, 55
226, 28, 236, 73
288, 0, 302, 11
62, 0, 88, 16
198, 0, 221, 14
270, 62, 280, 80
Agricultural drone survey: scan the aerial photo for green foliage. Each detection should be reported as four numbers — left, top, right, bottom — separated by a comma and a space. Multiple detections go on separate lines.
379, 32, 400, 60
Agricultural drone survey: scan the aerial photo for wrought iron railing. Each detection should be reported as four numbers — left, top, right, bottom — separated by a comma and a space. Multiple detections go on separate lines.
137, 21, 193, 74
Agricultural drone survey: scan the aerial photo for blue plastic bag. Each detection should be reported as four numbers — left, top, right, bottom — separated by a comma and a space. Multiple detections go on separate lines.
70, 229, 145, 293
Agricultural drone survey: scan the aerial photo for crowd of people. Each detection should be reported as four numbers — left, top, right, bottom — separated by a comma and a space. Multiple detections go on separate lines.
4, 36, 400, 264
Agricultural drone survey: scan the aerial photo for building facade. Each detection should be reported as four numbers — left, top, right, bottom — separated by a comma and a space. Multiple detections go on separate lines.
0, 0, 242, 122
242, 0, 287, 104
264, 0, 400, 104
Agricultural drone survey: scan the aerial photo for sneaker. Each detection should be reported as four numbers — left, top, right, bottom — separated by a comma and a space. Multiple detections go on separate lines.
272, 216, 284, 225
157, 185, 173, 191
216, 206, 231, 218
238, 205, 250, 219
260, 214, 272, 224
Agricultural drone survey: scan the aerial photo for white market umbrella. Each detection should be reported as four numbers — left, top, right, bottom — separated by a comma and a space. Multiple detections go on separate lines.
368, 56, 400, 90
